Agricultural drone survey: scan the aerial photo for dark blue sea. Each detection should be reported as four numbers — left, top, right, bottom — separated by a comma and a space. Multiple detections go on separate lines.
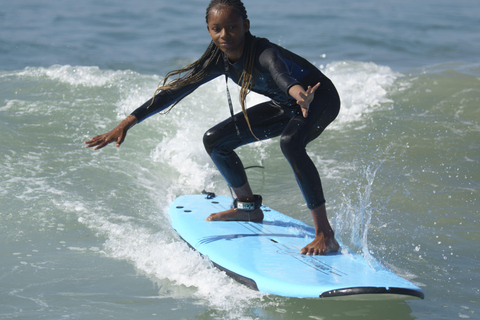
1, 0, 479, 319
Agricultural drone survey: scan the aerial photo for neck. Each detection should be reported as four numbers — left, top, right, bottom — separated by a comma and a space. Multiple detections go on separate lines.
226, 44, 244, 63
226, 32, 253, 62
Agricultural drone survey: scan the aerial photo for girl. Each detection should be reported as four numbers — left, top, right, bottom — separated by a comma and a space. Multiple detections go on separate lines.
85, 0, 340, 255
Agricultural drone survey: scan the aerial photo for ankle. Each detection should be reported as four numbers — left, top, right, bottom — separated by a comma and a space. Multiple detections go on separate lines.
233, 195, 262, 212
316, 228, 335, 239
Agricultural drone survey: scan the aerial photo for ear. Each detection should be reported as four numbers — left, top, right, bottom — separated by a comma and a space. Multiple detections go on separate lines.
244, 19, 250, 33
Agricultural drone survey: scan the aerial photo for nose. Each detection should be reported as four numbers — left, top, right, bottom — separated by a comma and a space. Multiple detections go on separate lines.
220, 28, 229, 39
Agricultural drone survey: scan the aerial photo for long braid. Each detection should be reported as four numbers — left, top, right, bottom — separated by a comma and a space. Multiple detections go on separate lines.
148, 41, 222, 112
239, 35, 258, 140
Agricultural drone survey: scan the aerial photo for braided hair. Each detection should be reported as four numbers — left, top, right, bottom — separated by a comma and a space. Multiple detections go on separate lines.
150, 0, 258, 138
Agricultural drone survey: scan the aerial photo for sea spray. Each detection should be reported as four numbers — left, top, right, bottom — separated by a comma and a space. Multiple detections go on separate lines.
333, 163, 384, 268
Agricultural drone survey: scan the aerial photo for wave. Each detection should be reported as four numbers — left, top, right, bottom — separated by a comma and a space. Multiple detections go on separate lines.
2, 60, 403, 122
4, 60, 477, 314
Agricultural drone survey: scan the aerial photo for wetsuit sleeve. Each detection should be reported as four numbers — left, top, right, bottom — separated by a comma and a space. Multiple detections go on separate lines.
257, 42, 302, 95
131, 67, 221, 123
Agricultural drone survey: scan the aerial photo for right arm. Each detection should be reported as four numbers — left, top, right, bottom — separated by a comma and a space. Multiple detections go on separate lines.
85, 63, 222, 150
84, 84, 197, 151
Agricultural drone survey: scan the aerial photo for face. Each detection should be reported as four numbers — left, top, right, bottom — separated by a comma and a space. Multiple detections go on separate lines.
207, 6, 250, 62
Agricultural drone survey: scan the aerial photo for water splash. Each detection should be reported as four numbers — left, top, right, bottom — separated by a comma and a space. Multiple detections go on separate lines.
333, 163, 383, 268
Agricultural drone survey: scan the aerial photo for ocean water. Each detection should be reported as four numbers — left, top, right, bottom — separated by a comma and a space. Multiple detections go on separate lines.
0, 0, 479, 319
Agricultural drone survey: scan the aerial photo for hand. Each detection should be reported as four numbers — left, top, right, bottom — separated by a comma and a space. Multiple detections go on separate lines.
288, 82, 321, 118
85, 115, 137, 150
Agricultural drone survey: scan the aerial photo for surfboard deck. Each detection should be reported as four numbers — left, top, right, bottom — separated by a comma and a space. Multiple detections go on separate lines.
168, 194, 424, 299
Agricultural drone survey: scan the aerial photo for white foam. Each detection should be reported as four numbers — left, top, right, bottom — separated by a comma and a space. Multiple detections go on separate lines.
12, 60, 400, 126
321, 61, 401, 126
0, 99, 19, 111
81, 210, 264, 312
18, 65, 147, 88
64, 194, 263, 314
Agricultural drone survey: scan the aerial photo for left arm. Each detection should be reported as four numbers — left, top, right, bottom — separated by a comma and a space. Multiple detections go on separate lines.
257, 41, 321, 118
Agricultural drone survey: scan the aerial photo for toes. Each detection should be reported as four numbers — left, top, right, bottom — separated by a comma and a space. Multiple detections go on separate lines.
205, 214, 216, 221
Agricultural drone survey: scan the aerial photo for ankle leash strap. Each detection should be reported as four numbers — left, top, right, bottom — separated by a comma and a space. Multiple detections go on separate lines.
233, 195, 262, 211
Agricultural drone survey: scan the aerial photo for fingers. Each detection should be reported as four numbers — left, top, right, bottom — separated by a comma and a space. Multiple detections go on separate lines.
84, 135, 102, 148
115, 132, 126, 148
304, 83, 320, 99
310, 82, 321, 93
296, 92, 307, 117
305, 83, 321, 97
93, 140, 108, 150
85, 118, 133, 150
300, 104, 309, 118
297, 83, 321, 118
298, 91, 308, 101
84, 134, 113, 150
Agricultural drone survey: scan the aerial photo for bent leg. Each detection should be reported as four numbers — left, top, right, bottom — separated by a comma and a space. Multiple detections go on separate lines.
203, 101, 289, 221
203, 101, 289, 188
280, 87, 340, 254
279, 94, 339, 209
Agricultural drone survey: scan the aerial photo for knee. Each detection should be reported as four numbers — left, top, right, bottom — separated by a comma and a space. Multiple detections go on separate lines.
280, 134, 301, 160
203, 128, 217, 155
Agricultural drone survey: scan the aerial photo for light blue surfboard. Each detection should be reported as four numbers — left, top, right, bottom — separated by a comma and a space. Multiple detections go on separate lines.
168, 194, 424, 299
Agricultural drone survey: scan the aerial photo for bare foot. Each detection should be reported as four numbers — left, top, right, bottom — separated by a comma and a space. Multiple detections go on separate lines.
300, 232, 340, 255
206, 207, 264, 222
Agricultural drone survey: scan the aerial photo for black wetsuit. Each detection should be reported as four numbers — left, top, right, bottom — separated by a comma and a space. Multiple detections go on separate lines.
132, 34, 340, 209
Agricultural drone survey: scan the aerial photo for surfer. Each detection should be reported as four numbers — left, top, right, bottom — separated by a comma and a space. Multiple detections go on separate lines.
85, 0, 340, 255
